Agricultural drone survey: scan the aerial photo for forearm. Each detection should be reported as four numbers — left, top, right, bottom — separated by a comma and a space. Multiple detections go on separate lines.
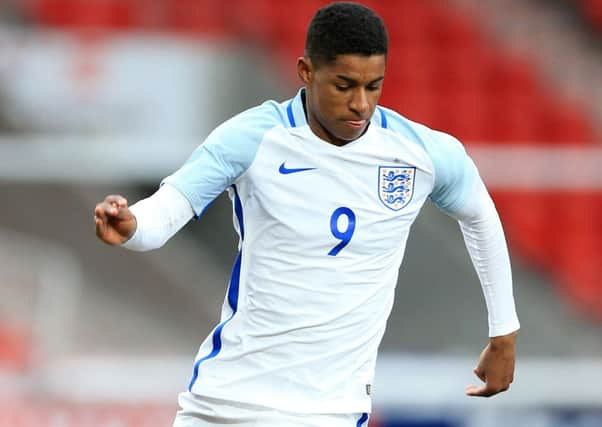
451, 179, 520, 337
122, 183, 194, 251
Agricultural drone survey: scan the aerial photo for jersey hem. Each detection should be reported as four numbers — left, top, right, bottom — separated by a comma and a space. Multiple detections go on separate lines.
189, 386, 372, 414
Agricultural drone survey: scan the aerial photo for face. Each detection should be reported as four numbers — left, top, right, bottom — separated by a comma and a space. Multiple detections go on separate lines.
297, 54, 386, 146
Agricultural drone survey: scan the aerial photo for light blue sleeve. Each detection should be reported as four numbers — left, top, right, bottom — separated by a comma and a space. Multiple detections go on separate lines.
379, 107, 479, 214
421, 128, 480, 214
162, 102, 283, 217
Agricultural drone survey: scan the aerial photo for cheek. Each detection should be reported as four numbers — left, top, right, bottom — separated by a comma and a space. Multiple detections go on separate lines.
369, 90, 382, 106
324, 91, 350, 114
316, 95, 340, 119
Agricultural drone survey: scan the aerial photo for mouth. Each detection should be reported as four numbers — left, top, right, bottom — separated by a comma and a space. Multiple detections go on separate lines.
344, 119, 367, 129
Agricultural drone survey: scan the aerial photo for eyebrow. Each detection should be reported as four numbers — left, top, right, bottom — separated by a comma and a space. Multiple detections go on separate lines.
336, 75, 385, 85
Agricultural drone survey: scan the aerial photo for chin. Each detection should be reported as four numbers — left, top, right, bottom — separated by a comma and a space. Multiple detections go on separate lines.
337, 127, 366, 142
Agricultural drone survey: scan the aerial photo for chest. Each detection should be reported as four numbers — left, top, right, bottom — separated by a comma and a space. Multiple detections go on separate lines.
236, 127, 434, 256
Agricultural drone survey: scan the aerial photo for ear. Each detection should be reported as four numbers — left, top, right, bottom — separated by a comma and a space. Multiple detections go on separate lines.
297, 56, 313, 85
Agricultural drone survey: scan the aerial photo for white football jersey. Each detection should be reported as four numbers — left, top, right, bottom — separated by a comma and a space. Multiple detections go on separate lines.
162, 88, 480, 414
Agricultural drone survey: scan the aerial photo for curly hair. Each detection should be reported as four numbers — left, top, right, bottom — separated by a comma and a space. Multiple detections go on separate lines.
305, 2, 388, 67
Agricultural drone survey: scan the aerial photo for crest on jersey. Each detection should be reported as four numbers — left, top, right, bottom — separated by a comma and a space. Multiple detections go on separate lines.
378, 166, 416, 211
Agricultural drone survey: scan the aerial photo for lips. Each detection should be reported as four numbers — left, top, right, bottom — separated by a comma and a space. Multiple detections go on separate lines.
345, 120, 366, 128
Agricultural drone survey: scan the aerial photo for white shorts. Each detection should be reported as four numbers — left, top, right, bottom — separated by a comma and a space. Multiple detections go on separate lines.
172, 392, 370, 427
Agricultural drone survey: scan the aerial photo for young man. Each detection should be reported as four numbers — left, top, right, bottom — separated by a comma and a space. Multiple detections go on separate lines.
95, 2, 519, 426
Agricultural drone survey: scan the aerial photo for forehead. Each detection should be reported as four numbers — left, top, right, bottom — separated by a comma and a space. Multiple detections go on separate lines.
316, 54, 386, 81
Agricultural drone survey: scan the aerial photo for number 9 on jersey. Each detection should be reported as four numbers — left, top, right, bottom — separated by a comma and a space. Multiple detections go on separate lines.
328, 207, 356, 256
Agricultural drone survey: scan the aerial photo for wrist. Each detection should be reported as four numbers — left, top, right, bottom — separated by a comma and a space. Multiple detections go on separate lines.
120, 215, 140, 248
489, 330, 517, 350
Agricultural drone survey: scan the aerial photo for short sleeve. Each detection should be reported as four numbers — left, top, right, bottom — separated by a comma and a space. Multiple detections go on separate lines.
422, 130, 480, 214
162, 103, 282, 217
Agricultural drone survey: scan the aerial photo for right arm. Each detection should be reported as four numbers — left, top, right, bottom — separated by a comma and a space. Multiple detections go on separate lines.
94, 102, 280, 250
94, 184, 194, 251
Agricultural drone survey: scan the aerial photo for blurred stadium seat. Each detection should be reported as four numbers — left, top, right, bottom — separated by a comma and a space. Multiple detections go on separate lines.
493, 191, 602, 320
0, 401, 176, 427
0, 322, 30, 371
577, 0, 602, 32
17, 0, 602, 140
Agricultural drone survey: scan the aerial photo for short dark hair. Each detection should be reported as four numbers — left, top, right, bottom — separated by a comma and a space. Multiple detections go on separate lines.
305, 2, 388, 67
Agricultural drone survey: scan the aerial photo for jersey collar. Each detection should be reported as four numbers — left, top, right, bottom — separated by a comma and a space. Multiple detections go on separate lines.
285, 88, 309, 128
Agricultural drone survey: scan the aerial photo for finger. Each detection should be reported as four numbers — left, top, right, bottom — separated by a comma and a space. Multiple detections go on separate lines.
95, 216, 106, 238
466, 382, 509, 397
465, 384, 487, 397
465, 384, 495, 397
95, 204, 110, 221
110, 199, 128, 210
96, 201, 121, 217
101, 195, 126, 214
473, 367, 486, 382
104, 195, 127, 206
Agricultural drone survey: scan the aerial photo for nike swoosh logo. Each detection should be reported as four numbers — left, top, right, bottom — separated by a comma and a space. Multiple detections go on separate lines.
278, 162, 317, 174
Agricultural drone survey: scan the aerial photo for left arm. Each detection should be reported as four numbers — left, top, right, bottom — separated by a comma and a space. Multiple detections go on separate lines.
397, 121, 520, 397
449, 177, 519, 397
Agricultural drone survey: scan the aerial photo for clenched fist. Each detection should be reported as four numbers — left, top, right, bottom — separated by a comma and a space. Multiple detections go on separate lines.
94, 195, 137, 245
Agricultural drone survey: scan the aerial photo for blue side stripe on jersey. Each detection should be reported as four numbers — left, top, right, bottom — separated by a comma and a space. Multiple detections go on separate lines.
356, 412, 369, 426
227, 249, 242, 312
286, 99, 297, 127
232, 184, 245, 240
379, 107, 388, 129
187, 251, 242, 390
188, 185, 245, 391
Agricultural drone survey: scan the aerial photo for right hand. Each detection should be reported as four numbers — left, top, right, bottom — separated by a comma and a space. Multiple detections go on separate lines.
94, 195, 137, 245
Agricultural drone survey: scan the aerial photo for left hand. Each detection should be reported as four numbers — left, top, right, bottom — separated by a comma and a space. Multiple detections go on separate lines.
466, 330, 517, 397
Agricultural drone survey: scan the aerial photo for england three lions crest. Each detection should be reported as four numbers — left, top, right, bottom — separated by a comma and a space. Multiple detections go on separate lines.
378, 166, 416, 211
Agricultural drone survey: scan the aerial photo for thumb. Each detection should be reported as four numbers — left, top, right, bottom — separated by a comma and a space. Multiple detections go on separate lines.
466, 383, 490, 397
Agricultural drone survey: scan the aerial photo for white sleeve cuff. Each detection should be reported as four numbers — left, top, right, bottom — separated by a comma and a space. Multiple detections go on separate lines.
121, 183, 194, 252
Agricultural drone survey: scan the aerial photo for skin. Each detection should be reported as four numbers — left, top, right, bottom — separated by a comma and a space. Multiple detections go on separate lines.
94, 195, 136, 245
297, 54, 386, 146
466, 331, 517, 397
95, 53, 518, 397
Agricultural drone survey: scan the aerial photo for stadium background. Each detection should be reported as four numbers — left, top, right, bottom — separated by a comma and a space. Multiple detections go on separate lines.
0, 0, 601, 425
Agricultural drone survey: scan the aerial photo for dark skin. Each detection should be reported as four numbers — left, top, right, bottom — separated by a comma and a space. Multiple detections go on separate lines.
297, 54, 385, 145
95, 53, 517, 397
94, 194, 136, 245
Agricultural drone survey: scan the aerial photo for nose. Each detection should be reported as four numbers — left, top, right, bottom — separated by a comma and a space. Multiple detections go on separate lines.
349, 88, 369, 117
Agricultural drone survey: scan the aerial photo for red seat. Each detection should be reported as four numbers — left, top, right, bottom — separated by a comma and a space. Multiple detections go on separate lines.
165, 0, 229, 35
427, 5, 483, 49
493, 191, 602, 320
30, 0, 135, 29
483, 55, 540, 96
0, 323, 30, 371
381, 88, 438, 128
537, 101, 596, 144
432, 46, 495, 94
433, 89, 487, 142
482, 92, 543, 142
581, 0, 602, 32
